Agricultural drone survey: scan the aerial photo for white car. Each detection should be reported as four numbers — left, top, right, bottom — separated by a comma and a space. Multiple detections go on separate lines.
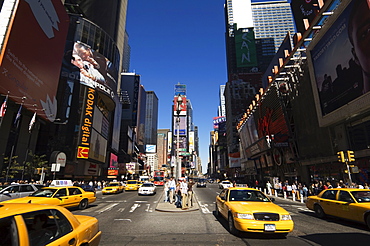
0, 183, 44, 202
138, 182, 157, 195
219, 180, 233, 189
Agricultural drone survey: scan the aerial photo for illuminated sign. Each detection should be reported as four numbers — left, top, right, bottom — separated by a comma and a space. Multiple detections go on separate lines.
77, 87, 95, 159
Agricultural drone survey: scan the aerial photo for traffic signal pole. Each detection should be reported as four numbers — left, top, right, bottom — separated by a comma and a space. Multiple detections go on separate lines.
345, 161, 353, 185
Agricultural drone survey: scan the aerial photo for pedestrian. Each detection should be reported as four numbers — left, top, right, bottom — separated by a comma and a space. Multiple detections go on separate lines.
180, 178, 188, 210
164, 179, 170, 202
168, 177, 176, 204
187, 179, 194, 207
175, 180, 182, 208
266, 180, 272, 195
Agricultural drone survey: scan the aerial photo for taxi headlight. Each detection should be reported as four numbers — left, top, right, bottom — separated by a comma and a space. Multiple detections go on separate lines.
281, 214, 292, 220
235, 213, 254, 220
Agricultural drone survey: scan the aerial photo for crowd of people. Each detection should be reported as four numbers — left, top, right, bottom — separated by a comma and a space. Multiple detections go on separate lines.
163, 177, 195, 210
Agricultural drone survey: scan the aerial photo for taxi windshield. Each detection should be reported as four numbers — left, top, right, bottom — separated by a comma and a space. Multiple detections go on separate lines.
127, 181, 137, 184
229, 190, 270, 202
351, 191, 370, 203
29, 189, 56, 197
108, 183, 119, 187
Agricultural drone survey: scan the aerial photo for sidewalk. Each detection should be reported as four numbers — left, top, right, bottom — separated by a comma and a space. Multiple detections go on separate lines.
155, 192, 199, 212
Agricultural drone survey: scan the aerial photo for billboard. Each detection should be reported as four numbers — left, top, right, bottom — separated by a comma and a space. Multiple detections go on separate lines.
146, 145, 156, 153
70, 41, 117, 99
290, 0, 320, 34
308, 1, 369, 126
188, 131, 195, 153
77, 87, 96, 159
110, 153, 118, 168
174, 84, 186, 96
0, 0, 69, 121
173, 116, 187, 136
173, 95, 187, 116
213, 116, 226, 129
234, 27, 257, 68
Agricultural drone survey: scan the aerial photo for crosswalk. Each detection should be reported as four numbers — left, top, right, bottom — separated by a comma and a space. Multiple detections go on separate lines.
80, 200, 156, 214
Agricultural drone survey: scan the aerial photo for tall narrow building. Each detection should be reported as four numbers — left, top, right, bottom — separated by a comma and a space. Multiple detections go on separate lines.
145, 91, 159, 146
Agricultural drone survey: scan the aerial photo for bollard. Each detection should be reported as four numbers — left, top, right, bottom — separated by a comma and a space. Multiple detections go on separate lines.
275, 190, 278, 197
292, 192, 296, 201
264, 188, 267, 194
301, 195, 304, 203
284, 191, 287, 199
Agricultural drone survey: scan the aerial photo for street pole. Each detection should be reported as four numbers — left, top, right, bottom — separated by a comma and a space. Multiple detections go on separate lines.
346, 161, 353, 185
175, 94, 183, 179
176, 116, 181, 179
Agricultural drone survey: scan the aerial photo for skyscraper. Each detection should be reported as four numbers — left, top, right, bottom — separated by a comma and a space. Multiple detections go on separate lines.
145, 91, 159, 146
251, 0, 297, 51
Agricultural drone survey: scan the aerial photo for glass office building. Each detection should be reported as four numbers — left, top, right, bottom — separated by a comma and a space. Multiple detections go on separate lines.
251, 0, 296, 51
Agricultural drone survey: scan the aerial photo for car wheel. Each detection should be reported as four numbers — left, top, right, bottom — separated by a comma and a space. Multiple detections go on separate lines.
228, 213, 239, 235
314, 204, 325, 218
215, 204, 220, 217
366, 214, 370, 230
79, 199, 89, 210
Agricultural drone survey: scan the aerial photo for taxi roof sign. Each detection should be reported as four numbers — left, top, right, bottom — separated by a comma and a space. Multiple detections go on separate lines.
50, 180, 73, 187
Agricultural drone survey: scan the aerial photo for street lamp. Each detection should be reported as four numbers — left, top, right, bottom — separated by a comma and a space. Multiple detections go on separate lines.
176, 95, 183, 179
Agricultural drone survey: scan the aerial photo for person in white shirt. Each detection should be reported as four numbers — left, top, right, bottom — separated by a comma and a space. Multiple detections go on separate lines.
180, 179, 188, 210
168, 177, 176, 204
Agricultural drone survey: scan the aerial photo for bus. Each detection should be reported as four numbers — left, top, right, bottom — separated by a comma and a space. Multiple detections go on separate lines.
153, 171, 165, 186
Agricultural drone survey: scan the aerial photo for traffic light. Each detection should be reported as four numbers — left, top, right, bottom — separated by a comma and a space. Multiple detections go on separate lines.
347, 150, 355, 162
337, 151, 345, 162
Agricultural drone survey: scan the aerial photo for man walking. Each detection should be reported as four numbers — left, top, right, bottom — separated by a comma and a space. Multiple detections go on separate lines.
168, 177, 176, 204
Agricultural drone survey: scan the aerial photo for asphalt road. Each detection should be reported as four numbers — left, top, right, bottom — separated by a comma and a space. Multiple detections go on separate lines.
72, 183, 370, 245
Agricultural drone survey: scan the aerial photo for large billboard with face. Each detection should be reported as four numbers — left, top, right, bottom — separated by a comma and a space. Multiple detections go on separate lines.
0, 0, 69, 121
70, 41, 117, 99
308, 1, 370, 126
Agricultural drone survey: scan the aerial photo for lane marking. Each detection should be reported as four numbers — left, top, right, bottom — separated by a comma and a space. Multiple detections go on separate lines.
199, 202, 212, 214
145, 204, 153, 212
129, 203, 140, 212
97, 203, 119, 214
114, 219, 132, 222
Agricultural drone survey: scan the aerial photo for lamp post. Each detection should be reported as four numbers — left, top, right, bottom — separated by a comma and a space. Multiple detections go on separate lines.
176, 95, 183, 179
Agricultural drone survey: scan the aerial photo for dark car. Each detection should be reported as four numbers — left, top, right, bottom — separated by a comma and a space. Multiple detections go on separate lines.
197, 179, 207, 188
79, 184, 96, 194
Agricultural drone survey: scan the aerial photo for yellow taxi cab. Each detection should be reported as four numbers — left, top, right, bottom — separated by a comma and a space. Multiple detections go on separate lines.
306, 188, 370, 228
102, 181, 125, 195
125, 180, 140, 191
0, 186, 96, 210
215, 187, 294, 236
0, 203, 101, 246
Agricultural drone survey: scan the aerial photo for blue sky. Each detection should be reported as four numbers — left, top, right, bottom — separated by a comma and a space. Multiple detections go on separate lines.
126, 0, 227, 172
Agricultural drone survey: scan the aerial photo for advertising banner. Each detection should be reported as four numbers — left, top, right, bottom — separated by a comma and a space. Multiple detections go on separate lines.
77, 87, 96, 159
110, 153, 118, 168
173, 116, 187, 136
0, 0, 69, 121
234, 27, 257, 68
309, 1, 368, 125
173, 96, 187, 116
174, 84, 186, 96
290, 0, 320, 34
69, 41, 117, 99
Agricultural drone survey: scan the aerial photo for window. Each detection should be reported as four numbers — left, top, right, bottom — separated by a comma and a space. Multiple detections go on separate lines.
0, 216, 18, 246
321, 190, 337, 200
19, 185, 33, 192
23, 209, 73, 246
68, 188, 82, 195
55, 188, 67, 197
338, 191, 354, 203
